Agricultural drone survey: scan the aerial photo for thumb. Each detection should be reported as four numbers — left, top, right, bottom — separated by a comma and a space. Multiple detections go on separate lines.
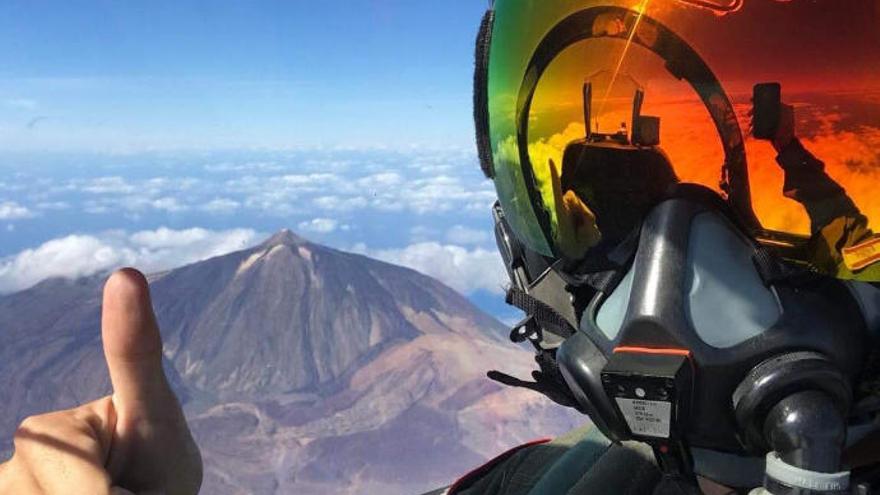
101, 268, 174, 418
549, 158, 565, 218
549, 159, 599, 259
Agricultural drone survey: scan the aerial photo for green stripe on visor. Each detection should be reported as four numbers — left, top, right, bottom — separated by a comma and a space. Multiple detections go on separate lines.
487, 1, 593, 258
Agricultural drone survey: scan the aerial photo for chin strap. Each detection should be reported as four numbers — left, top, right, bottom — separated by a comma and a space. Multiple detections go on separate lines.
752, 245, 820, 287
487, 348, 583, 411
504, 286, 576, 340
486, 279, 585, 410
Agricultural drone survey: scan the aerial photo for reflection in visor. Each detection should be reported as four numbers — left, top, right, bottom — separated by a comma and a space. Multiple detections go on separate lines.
596, 0, 651, 121
486, 0, 880, 279
515, 5, 750, 261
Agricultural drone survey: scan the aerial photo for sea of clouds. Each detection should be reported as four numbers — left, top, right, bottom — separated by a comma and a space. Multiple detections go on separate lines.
0, 147, 508, 307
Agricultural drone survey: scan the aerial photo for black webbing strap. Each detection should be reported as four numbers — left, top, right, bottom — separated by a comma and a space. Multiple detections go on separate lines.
506, 286, 576, 339
487, 348, 583, 410
560, 226, 641, 295
578, 269, 620, 294
491, 291, 583, 410
752, 246, 817, 287
752, 247, 786, 286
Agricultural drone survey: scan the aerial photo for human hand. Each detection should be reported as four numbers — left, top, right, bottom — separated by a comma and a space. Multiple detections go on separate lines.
0, 268, 202, 495
750, 102, 796, 153
549, 158, 602, 260
770, 103, 796, 153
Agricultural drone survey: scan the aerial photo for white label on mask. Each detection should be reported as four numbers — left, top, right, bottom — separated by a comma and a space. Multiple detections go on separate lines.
615, 398, 672, 438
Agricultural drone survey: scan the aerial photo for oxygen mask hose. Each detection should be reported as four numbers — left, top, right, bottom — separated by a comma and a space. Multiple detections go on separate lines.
733, 353, 854, 494
761, 390, 850, 495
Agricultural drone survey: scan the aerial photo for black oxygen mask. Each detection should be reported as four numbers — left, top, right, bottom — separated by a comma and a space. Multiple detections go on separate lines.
554, 189, 880, 492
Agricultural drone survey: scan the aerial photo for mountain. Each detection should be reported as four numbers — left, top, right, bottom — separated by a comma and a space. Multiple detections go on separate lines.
0, 230, 584, 494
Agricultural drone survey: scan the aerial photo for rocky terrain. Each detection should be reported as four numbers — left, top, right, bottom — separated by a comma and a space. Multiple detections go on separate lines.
0, 230, 584, 494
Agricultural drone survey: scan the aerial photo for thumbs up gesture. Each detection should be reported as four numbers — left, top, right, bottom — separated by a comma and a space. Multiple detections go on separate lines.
0, 269, 202, 495
548, 158, 602, 260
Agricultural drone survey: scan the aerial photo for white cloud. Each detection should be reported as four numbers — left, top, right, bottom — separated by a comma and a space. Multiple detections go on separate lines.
356, 172, 402, 189
409, 225, 441, 243
204, 161, 284, 173
35, 201, 70, 210
0, 201, 35, 220
71, 176, 202, 198
82, 195, 190, 214
313, 195, 369, 212
218, 154, 494, 217
150, 197, 188, 212
0, 181, 26, 192
446, 225, 492, 246
80, 176, 136, 194
357, 242, 506, 295
0, 227, 263, 293
142, 177, 201, 196
390, 175, 496, 214
280, 173, 338, 188
83, 201, 110, 214
297, 218, 345, 234
199, 198, 240, 213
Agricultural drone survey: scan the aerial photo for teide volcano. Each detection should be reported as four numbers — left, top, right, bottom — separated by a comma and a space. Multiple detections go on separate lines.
0, 230, 584, 494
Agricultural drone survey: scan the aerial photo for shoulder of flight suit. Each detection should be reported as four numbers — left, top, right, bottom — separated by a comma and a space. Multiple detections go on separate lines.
449, 425, 597, 495
775, 139, 857, 232
811, 215, 880, 280
450, 425, 660, 495
775, 139, 880, 280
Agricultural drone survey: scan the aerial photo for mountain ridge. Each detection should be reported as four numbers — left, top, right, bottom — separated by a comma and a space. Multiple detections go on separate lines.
0, 229, 583, 494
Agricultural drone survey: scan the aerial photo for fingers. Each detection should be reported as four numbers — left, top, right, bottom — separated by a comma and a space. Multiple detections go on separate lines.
101, 268, 174, 419
562, 190, 601, 253
548, 159, 574, 252
100, 268, 202, 495
549, 159, 601, 259
8, 398, 116, 495
772, 103, 796, 152
780, 103, 795, 130
549, 158, 565, 213
3, 268, 200, 495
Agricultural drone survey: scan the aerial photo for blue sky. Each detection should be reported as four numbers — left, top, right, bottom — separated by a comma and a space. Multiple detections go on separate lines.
0, 1, 485, 150
0, 1, 519, 323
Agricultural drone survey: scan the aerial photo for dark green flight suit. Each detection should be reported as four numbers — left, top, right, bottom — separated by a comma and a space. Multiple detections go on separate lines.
450, 425, 661, 495
777, 139, 880, 280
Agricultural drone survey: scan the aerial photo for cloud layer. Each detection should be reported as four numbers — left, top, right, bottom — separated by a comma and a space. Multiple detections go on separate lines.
0, 201, 35, 220
357, 242, 506, 295
298, 218, 348, 234
0, 225, 506, 299
0, 148, 506, 311
0, 227, 262, 293
1, 148, 493, 224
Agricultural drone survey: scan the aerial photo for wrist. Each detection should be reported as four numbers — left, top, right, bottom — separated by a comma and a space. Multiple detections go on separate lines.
0, 458, 36, 493
772, 134, 795, 154
774, 138, 810, 170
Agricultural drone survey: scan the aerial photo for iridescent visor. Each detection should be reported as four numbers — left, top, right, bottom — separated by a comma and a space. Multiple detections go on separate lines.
486, 0, 880, 279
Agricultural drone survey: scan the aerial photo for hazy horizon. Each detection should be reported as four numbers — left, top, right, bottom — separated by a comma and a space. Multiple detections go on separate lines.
0, 1, 520, 323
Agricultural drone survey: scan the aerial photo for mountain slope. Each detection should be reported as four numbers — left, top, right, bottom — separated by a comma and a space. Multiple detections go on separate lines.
0, 230, 583, 494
